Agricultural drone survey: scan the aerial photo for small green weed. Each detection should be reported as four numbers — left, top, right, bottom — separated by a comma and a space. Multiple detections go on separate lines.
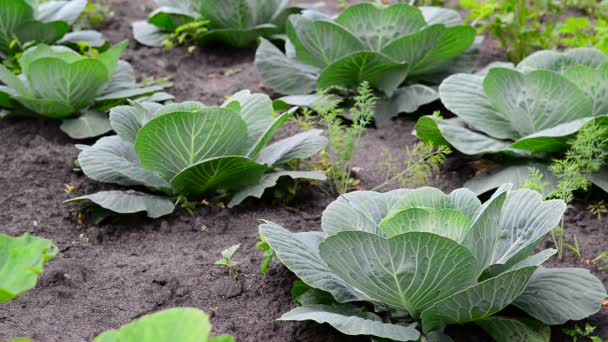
163, 19, 210, 52
215, 244, 241, 281
562, 323, 602, 342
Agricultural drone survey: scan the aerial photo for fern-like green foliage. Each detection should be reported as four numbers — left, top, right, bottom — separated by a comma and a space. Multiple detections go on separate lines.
377, 142, 451, 191
315, 82, 375, 195
549, 122, 608, 203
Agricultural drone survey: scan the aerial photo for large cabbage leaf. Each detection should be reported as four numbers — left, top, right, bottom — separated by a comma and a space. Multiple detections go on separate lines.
260, 186, 607, 341
0, 233, 57, 303
67, 91, 327, 217
94, 308, 234, 342
256, 3, 477, 125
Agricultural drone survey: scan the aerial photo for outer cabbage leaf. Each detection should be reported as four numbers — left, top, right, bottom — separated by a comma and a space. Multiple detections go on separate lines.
374, 84, 439, 127
37, 0, 87, 25
256, 129, 328, 167
255, 38, 318, 95
0, 233, 58, 303
419, 6, 463, 26
228, 170, 326, 207
109, 101, 159, 143
222, 89, 276, 151
59, 109, 113, 139
197, 25, 278, 48
132, 21, 165, 47
421, 265, 538, 332
512, 267, 607, 325
66, 190, 175, 218
58, 30, 106, 48
382, 25, 476, 76
25, 58, 110, 116
147, 6, 198, 31
589, 168, 608, 192
464, 164, 557, 196
12, 20, 69, 49
517, 48, 608, 73
563, 63, 608, 116
438, 73, 516, 140
463, 189, 565, 271
259, 221, 366, 302
474, 316, 550, 342
77, 135, 170, 190
279, 304, 420, 341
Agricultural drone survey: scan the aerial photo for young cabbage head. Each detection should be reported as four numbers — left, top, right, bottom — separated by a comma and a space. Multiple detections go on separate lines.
132, 0, 307, 48
66, 90, 327, 218
256, 2, 478, 126
0, 41, 173, 138
416, 48, 608, 195
260, 185, 607, 341
0, 0, 106, 59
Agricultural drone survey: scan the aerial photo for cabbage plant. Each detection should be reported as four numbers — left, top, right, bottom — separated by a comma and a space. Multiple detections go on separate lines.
0, 41, 173, 139
259, 186, 607, 341
132, 0, 306, 48
416, 48, 608, 194
0, 233, 57, 303
94, 308, 234, 342
255, 3, 478, 126
66, 90, 327, 218
0, 0, 106, 59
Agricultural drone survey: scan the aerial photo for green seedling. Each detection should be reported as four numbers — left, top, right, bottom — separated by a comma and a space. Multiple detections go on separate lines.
215, 244, 240, 281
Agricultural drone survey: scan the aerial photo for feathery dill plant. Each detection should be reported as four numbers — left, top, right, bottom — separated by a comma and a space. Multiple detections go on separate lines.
313, 82, 375, 195
523, 122, 608, 258
375, 142, 451, 191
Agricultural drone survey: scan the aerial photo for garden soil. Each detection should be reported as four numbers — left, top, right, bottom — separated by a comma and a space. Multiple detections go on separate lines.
0, 1, 606, 341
